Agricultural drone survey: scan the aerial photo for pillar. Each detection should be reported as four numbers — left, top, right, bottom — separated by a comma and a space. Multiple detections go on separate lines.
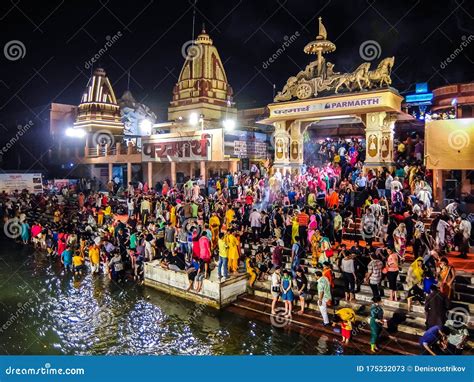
84, 137, 89, 157
432, 169, 444, 209
147, 162, 153, 187
200, 161, 206, 182
364, 112, 396, 171
273, 120, 290, 171
189, 162, 194, 178
108, 162, 113, 181
171, 161, 177, 186
229, 160, 238, 174
289, 120, 303, 173
127, 162, 132, 184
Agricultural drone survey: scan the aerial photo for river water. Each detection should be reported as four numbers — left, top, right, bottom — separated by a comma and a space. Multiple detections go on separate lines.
0, 238, 344, 355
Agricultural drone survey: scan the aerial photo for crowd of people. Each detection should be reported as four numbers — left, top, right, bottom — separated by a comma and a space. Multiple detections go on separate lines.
1, 138, 471, 355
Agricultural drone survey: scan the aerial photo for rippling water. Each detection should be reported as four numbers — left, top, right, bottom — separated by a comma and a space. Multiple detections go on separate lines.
0, 238, 344, 355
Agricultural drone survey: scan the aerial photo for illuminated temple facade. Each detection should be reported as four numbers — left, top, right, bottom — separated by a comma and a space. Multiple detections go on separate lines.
50, 28, 269, 187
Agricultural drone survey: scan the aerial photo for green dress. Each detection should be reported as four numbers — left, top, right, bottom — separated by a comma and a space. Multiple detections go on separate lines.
370, 304, 384, 345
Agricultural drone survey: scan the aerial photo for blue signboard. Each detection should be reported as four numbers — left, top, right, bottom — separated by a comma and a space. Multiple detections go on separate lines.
415, 82, 428, 93
405, 93, 433, 103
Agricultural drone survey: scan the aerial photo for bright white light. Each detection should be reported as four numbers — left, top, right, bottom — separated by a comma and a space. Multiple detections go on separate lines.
65, 127, 86, 138
315, 115, 352, 121
451, 98, 457, 106
223, 119, 236, 130
139, 119, 152, 135
189, 113, 199, 126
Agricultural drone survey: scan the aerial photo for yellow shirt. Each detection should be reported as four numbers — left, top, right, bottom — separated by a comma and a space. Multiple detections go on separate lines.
225, 209, 235, 226
104, 205, 112, 216
89, 247, 100, 264
72, 255, 84, 266
218, 238, 228, 258
209, 216, 220, 229
227, 234, 239, 259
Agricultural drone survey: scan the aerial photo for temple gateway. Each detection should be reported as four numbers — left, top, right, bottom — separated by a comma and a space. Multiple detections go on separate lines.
259, 18, 406, 174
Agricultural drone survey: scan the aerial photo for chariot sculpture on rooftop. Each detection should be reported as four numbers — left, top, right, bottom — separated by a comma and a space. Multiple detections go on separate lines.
274, 18, 395, 102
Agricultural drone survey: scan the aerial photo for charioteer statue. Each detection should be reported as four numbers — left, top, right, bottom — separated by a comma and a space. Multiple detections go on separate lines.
274, 17, 394, 102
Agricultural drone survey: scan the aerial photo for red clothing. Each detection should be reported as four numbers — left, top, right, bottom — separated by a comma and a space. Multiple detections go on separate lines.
323, 268, 334, 288
57, 233, 68, 256
297, 212, 309, 226
31, 225, 42, 237
341, 322, 352, 339
199, 236, 211, 263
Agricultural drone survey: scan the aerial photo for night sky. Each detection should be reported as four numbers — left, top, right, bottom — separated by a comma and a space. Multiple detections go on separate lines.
0, 0, 473, 165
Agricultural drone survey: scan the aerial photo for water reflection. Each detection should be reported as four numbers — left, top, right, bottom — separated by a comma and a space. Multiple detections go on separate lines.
0, 239, 337, 355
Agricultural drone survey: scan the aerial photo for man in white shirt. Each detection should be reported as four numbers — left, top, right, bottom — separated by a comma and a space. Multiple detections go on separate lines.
390, 176, 402, 192
384, 173, 393, 198
338, 146, 347, 157
446, 201, 459, 218
456, 216, 471, 259
355, 174, 367, 190
127, 182, 134, 195
249, 208, 262, 242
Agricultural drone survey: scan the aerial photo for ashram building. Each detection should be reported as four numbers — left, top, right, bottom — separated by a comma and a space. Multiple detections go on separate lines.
425, 83, 474, 208
50, 28, 271, 187
48, 19, 473, 211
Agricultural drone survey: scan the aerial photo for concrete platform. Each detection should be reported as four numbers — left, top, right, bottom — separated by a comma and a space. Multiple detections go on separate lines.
144, 260, 248, 309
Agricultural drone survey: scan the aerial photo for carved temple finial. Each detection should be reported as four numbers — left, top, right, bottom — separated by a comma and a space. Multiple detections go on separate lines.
201, 23, 206, 34
318, 17, 327, 40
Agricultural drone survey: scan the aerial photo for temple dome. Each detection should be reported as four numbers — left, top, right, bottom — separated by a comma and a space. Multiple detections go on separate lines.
74, 68, 123, 132
168, 28, 235, 122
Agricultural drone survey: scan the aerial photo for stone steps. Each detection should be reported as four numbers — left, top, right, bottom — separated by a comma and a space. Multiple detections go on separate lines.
230, 294, 421, 355
248, 282, 474, 348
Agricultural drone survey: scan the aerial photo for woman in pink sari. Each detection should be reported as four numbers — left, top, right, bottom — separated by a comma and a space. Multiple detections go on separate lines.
199, 232, 211, 278
307, 215, 318, 244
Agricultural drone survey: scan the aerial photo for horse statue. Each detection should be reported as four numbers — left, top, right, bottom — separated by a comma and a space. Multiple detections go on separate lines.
364, 56, 394, 88
274, 76, 299, 101
333, 63, 371, 93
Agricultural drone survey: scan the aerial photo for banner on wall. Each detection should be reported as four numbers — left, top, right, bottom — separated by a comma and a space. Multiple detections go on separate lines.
425, 118, 474, 169
224, 130, 269, 159
0, 173, 43, 194
142, 134, 212, 162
